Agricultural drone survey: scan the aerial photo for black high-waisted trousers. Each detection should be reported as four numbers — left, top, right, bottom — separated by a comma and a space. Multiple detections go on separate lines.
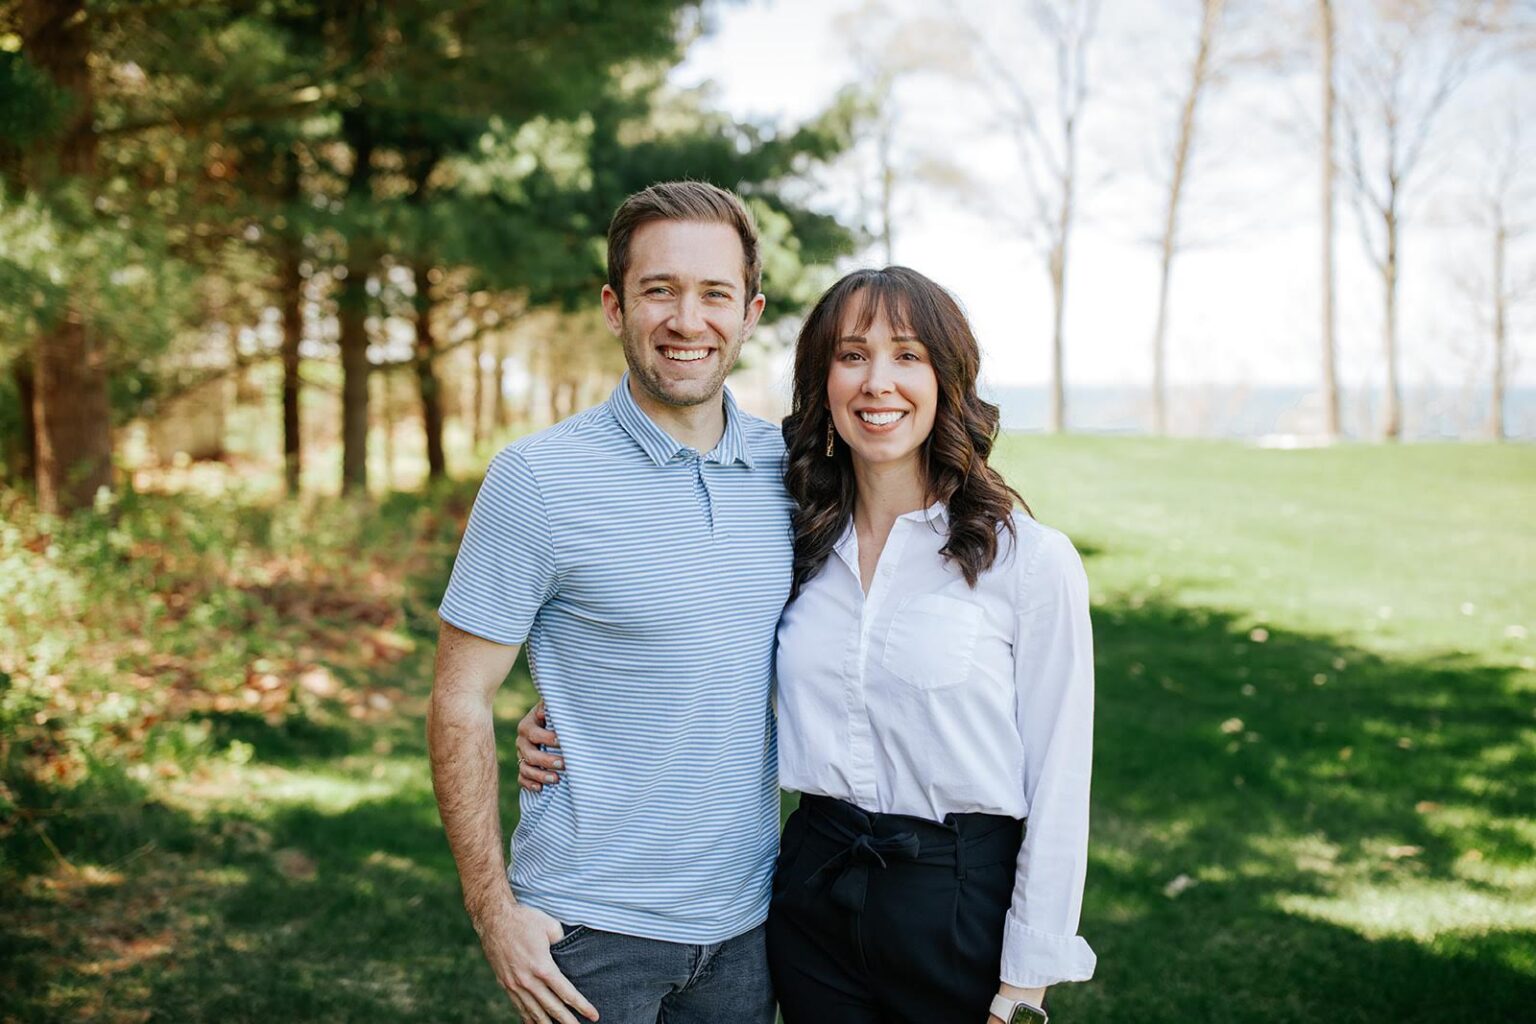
766, 794, 1026, 1024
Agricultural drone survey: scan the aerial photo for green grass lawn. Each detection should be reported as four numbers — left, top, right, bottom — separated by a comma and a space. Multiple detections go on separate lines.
2, 437, 1532, 1023
996, 438, 1535, 1022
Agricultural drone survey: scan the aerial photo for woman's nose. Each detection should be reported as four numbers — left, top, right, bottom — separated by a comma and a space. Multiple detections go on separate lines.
861, 361, 895, 395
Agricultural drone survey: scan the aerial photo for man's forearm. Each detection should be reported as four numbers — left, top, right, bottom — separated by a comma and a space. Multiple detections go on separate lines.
427, 627, 595, 1023
429, 689, 515, 922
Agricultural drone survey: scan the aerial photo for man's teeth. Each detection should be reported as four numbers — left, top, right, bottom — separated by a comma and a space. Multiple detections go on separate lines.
858, 411, 906, 426
663, 348, 710, 362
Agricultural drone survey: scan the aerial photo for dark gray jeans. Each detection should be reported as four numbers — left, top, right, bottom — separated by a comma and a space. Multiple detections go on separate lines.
549, 922, 774, 1024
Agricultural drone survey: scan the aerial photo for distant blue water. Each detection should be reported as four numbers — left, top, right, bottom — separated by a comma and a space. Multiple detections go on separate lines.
987, 385, 1536, 441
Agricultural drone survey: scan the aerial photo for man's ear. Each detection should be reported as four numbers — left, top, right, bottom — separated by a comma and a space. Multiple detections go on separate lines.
601, 284, 625, 337
742, 292, 767, 339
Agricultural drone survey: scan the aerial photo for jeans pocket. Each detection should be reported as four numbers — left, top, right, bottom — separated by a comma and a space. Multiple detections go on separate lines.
549, 923, 591, 954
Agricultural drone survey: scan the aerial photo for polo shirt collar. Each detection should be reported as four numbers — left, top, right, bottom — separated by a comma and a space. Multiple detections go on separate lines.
609, 373, 755, 469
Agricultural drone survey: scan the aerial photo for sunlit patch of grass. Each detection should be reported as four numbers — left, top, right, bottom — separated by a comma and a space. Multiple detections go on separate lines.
1277, 879, 1536, 940
996, 435, 1536, 660
162, 762, 416, 817
329, 961, 425, 1016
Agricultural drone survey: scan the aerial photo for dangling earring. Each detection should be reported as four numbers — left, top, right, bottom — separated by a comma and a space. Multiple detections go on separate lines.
824, 419, 836, 458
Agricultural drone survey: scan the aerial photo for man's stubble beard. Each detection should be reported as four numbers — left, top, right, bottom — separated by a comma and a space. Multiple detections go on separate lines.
621, 316, 746, 410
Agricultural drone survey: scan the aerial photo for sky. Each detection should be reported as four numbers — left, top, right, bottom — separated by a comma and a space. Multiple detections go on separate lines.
669, 0, 1535, 396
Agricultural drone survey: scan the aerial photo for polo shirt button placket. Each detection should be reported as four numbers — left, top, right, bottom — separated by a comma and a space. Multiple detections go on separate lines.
686, 451, 717, 534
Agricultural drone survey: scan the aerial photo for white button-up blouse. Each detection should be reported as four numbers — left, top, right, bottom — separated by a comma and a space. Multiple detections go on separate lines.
775, 504, 1097, 988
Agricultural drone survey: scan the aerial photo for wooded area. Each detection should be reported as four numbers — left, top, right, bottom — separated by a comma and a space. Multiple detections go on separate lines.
0, 0, 860, 514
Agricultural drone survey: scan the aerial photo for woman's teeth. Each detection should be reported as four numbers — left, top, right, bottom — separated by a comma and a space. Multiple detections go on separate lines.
858, 411, 906, 425
663, 348, 710, 361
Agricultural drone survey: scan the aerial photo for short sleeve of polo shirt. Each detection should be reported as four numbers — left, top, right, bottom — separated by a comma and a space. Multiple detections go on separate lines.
438, 449, 557, 646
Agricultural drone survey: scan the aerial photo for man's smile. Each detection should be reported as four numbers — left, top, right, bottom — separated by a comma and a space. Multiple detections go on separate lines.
660, 346, 713, 362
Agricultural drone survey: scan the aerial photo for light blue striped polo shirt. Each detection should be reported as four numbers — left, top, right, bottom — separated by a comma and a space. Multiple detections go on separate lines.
438, 374, 794, 943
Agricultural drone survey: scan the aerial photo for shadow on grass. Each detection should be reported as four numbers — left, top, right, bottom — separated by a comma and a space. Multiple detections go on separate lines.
0, 757, 200, 879
186, 708, 362, 765
4, 593, 1533, 1022
123, 726, 534, 1024
1057, 596, 1536, 1022
0, 663, 535, 1023
135, 793, 510, 1024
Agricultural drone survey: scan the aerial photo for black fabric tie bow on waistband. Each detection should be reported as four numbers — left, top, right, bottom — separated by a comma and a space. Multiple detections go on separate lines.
806, 829, 922, 913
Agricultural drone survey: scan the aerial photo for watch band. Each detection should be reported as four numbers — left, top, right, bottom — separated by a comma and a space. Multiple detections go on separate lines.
989, 993, 1049, 1024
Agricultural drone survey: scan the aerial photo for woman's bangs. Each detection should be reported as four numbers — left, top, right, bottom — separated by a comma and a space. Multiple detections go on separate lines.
829, 276, 918, 343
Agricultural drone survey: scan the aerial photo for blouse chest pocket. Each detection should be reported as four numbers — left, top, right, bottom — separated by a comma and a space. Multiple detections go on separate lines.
880, 593, 983, 691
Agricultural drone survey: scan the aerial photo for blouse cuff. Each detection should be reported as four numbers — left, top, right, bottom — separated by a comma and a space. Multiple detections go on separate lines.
1000, 918, 1097, 988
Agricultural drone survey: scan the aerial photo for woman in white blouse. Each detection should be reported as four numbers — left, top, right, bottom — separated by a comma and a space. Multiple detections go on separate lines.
766, 267, 1094, 1024
517, 267, 1095, 1024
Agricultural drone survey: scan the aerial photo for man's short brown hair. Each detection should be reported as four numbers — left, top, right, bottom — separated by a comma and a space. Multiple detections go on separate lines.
606, 181, 762, 308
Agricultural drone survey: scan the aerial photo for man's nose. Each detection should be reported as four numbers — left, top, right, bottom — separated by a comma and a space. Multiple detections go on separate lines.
671, 294, 706, 336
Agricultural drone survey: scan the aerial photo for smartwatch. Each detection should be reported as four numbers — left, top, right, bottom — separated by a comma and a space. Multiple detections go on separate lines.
990, 994, 1049, 1024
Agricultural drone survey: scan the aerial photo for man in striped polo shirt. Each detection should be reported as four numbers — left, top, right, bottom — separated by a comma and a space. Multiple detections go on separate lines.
429, 182, 790, 1024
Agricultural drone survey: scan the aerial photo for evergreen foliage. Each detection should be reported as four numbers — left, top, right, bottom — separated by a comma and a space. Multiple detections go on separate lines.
0, 0, 857, 503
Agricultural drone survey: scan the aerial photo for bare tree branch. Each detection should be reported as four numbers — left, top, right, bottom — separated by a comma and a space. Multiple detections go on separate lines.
941, 0, 1101, 432
1337, 0, 1493, 439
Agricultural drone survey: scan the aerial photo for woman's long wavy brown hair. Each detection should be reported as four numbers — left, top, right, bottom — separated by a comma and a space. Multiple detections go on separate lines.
783, 267, 1029, 597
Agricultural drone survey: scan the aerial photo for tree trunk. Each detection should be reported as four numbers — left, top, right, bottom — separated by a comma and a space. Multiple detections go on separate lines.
8, 357, 38, 488
1048, 243, 1067, 434
403, 145, 446, 481
23, 0, 113, 514
1152, 0, 1222, 436
1150, 251, 1173, 436
1048, 129, 1079, 435
493, 333, 510, 432
1382, 203, 1402, 441
338, 271, 371, 493
338, 113, 374, 495
413, 261, 447, 480
1490, 219, 1507, 441
35, 311, 114, 512
226, 322, 245, 408
1047, 76, 1086, 437
279, 242, 303, 495
338, 288, 371, 493
279, 149, 304, 496
379, 368, 395, 491
472, 330, 485, 451
550, 378, 580, 423
1319, 0, 1342, 440
877, 112, 896, 266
